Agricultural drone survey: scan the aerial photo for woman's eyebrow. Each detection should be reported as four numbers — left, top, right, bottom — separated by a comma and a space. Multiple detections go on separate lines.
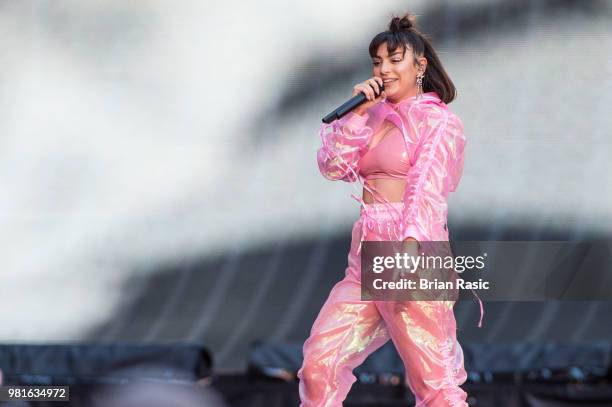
373, 51, 404, 59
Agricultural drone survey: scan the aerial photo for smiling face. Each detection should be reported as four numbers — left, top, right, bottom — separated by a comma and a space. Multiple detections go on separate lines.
372, 42, 427, 103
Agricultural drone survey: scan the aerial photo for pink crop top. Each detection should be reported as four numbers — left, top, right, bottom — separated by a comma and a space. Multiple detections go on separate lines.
358, 126, 410, 180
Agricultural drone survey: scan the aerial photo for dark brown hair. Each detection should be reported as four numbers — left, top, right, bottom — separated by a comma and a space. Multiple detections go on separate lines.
369, 13, 456, 104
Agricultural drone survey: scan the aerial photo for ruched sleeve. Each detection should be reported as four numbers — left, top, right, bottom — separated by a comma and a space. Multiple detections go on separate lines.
316, 111, 373, 182
400, 109, 466, 242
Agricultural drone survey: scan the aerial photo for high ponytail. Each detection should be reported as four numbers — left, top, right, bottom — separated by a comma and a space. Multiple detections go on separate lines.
369, 13, 457, 104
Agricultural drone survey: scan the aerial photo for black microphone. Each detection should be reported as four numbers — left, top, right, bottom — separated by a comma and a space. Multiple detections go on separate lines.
322, 83, 385, 124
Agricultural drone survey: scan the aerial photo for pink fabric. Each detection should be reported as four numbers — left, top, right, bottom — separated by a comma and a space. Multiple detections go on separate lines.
358, 126, 411, 180
297, 202, 469, 407
317, 92, 465, 243
316, 91, 483, 328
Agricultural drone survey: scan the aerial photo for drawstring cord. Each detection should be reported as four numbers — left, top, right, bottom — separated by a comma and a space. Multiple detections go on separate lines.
471, 289, 484, 328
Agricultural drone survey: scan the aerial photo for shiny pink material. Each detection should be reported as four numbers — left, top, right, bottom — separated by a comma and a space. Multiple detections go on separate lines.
316, 91, 483, 328
297, 202, 469, 407
317, 92, 464, 243
358, 126, 411, 180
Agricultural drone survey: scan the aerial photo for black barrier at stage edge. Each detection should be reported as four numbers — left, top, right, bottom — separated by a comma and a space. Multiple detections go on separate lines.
0, 342, 212, 385
211, 377, 612, 407
247, 341, 612, 385
1, 342, 612, 406
239, 341, 612, 407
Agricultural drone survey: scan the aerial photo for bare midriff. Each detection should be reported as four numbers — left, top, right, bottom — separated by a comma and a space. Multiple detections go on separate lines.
362, 178, 407, 204
360, 120, 410, 204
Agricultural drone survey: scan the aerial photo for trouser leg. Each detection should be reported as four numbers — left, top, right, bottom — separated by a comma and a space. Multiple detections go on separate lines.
297, 273, 389, 407
299, 203, 469, 406
376, 300, 469, 406
297, 219, 390, 407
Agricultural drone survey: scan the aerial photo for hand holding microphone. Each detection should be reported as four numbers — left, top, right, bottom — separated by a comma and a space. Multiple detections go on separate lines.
322, 76, 386, 123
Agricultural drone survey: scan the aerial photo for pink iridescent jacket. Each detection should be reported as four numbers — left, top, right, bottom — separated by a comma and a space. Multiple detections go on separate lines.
317, 91, 483, 326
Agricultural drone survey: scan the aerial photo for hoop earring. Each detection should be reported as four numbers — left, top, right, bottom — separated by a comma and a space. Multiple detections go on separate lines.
416, 74, 424, 99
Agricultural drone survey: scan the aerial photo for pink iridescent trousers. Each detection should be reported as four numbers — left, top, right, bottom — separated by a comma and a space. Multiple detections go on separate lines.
297, 202, 468, 407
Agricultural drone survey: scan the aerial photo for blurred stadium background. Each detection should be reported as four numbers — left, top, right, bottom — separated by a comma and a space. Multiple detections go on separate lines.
1, 0, 611, 405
